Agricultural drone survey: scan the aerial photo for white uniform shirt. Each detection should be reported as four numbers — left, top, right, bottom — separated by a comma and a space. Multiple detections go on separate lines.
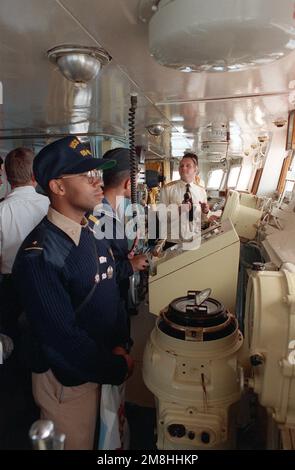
0, 186, 49, 273
159, 179, 207, 244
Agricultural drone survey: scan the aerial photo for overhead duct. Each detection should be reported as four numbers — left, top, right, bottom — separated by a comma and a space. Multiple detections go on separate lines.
198, 123, 229, 161
148, 0, 295, 72
200, 142, 229, 162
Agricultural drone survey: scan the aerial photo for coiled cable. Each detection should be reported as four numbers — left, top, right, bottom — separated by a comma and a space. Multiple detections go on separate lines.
128, 93, 138, 207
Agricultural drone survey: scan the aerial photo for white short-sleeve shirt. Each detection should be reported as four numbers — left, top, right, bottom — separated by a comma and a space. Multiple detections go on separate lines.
159, 179, 207, 244
0, 186, 49, 273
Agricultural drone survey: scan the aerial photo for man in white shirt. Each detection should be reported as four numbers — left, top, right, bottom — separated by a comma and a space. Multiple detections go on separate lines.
0, 148, 49, 449
159, 153, 209, 247
0, 148, 49, 274
0, 147, 49, 335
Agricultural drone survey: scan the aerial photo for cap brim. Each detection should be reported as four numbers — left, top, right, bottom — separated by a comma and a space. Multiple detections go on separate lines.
63, 158, 116, 175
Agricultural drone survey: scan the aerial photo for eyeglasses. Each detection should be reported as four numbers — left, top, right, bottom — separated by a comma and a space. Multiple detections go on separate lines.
60, 169, 103, 184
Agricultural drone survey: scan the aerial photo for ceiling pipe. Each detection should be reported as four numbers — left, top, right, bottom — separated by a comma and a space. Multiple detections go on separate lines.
0, 132, 126, 140
156, 90, 290, 106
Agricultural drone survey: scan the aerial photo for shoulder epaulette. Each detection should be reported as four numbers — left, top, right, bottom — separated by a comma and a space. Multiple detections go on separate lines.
88, 214, 99, 224
24, 242, 43, 251
24, 240, 43, 252
194, 176, 206, 188
88, 214, 100, 226
21, 222, 46, 253
87, 214, 101, 233
192, 181, 204, 189
165, 180, 178, 187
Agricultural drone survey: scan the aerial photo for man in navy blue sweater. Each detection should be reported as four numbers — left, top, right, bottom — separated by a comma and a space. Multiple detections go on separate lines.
12, 137, 134, 450
93, 148, 149, 314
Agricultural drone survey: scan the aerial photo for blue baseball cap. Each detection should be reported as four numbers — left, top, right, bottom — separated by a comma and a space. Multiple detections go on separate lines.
33, 136, 116, 190
102, 147, 136, 173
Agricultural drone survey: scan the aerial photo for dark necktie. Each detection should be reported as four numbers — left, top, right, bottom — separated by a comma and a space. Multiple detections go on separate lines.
183, 183, 190, 202
183, 183, 194, 221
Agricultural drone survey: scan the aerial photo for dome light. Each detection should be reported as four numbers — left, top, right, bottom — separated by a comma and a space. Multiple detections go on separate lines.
47, 45, 111, 83
148, 0, 295, 72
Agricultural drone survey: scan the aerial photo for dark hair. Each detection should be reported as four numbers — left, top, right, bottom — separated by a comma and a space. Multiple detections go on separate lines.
0, 156, 3, 166
103, 169, 130, 189
183, 152, 198, 166
4, 148, 34, 185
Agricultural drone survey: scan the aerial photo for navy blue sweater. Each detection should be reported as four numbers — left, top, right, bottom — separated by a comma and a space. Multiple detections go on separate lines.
12, 217, 129, 386
94, 199, 134, 304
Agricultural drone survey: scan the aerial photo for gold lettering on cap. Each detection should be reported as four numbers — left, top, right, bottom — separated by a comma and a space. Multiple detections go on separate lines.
69, 138, 80, 149
80, 149, 92, 157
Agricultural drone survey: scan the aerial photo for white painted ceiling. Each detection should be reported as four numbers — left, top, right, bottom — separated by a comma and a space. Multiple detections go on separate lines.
0, 0, 294, 158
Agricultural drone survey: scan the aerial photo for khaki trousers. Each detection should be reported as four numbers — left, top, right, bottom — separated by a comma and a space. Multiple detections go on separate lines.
32, 369, 100, 450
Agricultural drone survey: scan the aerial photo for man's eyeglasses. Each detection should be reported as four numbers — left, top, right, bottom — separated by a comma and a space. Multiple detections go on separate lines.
59, 169, 103, 184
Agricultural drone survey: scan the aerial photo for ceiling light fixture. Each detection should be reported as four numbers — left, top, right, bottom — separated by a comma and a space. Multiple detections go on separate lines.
147, 0, 295, 73
47, 45, 111, 83
146, 123, 166, 136
258, 135, 269, 143
273, 118, 287, 128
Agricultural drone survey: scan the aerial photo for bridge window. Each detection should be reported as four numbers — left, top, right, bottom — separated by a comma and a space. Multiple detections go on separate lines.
227, 166, 242, 189
207, 169, 224, 189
